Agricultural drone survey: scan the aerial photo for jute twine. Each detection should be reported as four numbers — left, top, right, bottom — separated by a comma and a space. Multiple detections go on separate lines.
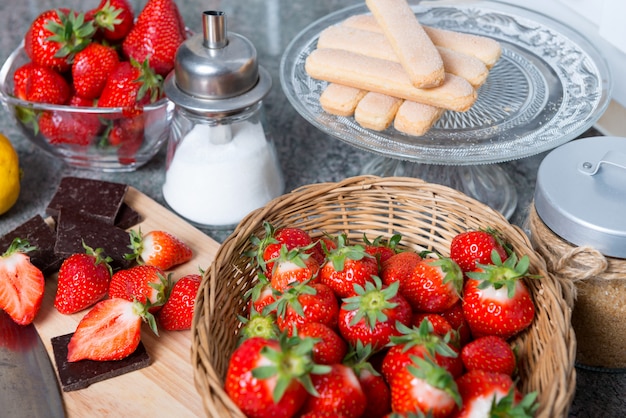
528, 205, 625, 307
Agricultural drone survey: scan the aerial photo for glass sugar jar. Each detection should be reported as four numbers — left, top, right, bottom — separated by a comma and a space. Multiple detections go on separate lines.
162, 11, 283, 228
529, 136, 626, 370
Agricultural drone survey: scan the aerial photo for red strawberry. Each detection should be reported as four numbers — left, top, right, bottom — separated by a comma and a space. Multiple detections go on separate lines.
54, 244, 112, 314
127, 229, 193, 270
450, 228, 509, 273
122, 0, 186, 76
299, 363, 366, 418
224, 335, 328, 418
24, 8, 95, 72
343, 342, 392, 418
319, 234, 378, 298
411, 313, 454, 338
390, 355, 461, 418
380, 250, 422, 287
455, 370, 538, 418
382, 321, 462, 384
72, 42, 120, 100
108, 115, 146, 165
0, 238, 45, 325
156, 273, 201, 331
88, 0, 135, 41
402, 256, 463, 313
338, 277, 412, 351
363, 233, 401, 266
108, 264, 171, 310
439, 301, 472, 347
69, 94, 96, 107
269, 246, 320, 292
297, 322, 347, 365
67, 297, 156, 361
463, 252, 536, 340
271, 281, 339, 333
251, 222, 316, 275
13, 63, 70, 105
461, 335, 516, 376
98, 60, 163, 110
38, 109, 101, 146
246, 272, 276, 315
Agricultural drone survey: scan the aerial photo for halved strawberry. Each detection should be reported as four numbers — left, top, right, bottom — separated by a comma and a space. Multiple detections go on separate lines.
126, 228, 193, 271
0, 238, 45, 325
54, 243, 112, 314
67, 297, 156, 362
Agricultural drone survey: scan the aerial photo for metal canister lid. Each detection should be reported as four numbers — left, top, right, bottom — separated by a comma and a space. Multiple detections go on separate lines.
164, 10, 271, 114
534, 136, 626, 258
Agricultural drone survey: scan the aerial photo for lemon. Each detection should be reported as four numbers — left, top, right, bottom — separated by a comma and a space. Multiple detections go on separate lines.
0, 132, 21, 215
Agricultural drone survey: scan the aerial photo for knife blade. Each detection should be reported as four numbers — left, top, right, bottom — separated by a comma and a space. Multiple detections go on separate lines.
0, 310, 65, 417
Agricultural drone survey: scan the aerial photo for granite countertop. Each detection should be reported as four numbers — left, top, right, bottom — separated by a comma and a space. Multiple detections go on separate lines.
0, 0, 623, 416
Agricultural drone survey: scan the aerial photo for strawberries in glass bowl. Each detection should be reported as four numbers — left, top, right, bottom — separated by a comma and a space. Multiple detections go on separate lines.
0, 0, 186, 172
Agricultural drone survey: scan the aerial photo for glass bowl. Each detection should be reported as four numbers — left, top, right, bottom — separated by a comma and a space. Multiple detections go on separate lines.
0, 45, 174, 172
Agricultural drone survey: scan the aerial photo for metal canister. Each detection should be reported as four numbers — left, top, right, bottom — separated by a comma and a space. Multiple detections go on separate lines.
529, 136, 626, 369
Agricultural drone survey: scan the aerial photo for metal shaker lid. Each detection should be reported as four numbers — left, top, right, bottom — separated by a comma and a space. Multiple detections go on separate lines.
534, 136, 626, 258
164, 10, 271, 113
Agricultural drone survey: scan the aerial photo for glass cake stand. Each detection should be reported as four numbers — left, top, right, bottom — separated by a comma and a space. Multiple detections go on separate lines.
279, 0, 611, 219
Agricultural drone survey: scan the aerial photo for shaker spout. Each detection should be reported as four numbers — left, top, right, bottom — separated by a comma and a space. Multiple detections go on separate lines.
203, 11, 227, 49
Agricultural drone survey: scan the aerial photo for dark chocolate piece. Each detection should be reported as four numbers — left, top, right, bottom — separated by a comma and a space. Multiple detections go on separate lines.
54, 209, 132, 271
114, 203, 142, 230
46, 177, 128, 225
0, 215, 63, 276
51, 333, 151, 392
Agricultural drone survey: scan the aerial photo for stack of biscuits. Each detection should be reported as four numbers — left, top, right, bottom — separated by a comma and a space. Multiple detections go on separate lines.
305, 0, 502, 136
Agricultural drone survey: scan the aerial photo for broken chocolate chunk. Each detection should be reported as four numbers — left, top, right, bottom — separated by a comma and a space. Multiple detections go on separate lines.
51, 333, 151, 392
54, 209, 132, 271
0, 215, 63, 276
46, 177, 128, 225
115, 203, 142, 230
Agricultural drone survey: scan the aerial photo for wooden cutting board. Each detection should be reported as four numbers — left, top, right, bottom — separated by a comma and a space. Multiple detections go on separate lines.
33, 187, 221, 417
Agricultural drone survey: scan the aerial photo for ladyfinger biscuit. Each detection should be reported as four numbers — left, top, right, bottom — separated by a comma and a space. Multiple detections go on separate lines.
365, 0, 444, 88
305, 48, 476, 112
342, 14, 502, 68
320, 83, 367, 116
394, 101, 444, 136
317, 25, 489, 87
354, 92, 403, 131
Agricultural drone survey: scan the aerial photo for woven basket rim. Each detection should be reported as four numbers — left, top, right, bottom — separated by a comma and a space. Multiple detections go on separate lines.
191, 175, 576, 418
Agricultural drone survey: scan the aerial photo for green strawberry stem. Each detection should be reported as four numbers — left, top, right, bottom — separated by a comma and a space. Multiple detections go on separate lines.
2, 237, 37, 257
407, 355, 462, 407
342, 276, 399, 329
252, 332, 331, 403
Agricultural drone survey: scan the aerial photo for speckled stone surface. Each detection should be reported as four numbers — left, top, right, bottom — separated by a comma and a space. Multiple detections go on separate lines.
0, 1, 624, 416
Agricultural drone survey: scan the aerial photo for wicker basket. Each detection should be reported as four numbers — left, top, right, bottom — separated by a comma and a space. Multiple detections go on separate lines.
191, 176, 576, 418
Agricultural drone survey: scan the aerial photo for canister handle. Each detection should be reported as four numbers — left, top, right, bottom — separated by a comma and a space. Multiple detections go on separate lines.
578, 150, 626, 176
